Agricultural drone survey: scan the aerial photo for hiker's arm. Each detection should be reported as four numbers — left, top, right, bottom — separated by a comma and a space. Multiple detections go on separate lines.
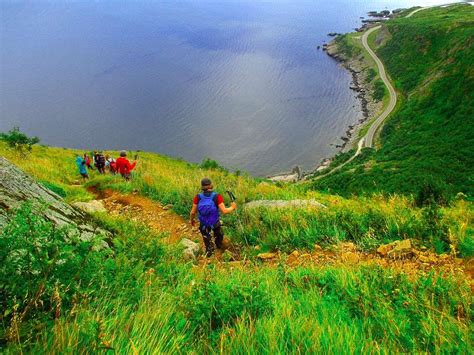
218, 202, 237, 214
189, 204, 198, 225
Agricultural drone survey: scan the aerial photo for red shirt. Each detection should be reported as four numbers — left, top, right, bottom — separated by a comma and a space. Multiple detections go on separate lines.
193, 193, 224, 205
115, 157, 136, 174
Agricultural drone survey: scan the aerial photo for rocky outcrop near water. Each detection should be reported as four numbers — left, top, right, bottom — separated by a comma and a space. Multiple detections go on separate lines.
268, 166, 301, 183
322, 32, 385, 154
0, 157, 109, 243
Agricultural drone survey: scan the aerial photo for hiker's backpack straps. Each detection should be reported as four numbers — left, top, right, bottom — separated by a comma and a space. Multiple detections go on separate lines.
197, 192, 220, 228
196, 192, 219, 207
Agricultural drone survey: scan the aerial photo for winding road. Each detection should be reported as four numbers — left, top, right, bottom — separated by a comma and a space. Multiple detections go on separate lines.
360, 25, 397, 148
310, 6, 431, 180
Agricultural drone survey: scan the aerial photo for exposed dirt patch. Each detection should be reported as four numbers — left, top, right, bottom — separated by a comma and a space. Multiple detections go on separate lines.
89, 187, 236, 261
86, 187, 473, 282
93, 188, 201, 244
255, 242, 473, 283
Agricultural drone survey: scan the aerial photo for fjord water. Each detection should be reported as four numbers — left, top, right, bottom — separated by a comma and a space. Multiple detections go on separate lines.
0, 0, 458, 175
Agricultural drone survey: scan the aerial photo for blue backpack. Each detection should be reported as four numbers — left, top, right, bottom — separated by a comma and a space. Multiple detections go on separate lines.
197, 192, 220, 227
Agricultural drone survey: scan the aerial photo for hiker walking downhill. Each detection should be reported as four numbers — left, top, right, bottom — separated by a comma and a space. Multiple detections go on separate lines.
95, 151, 106, 174
84, 153, 94, 170
189, 178, 237, 257
115, 150, 137, 180
105, 154, 117, 174
76, 153, 89, 180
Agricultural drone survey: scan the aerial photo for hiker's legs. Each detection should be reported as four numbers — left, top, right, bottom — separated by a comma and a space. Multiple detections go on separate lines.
200, 226, 214, 256
213, 222, 224, 250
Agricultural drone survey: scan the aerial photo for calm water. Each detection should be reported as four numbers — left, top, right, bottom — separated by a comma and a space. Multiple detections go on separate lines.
0, 0, 460, 175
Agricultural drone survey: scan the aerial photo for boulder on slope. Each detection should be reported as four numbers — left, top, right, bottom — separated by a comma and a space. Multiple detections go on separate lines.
0, 157, 110, 244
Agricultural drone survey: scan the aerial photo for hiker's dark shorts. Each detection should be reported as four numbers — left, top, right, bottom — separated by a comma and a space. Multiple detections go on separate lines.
121, 172, 131, 180
200, 221, 224, 249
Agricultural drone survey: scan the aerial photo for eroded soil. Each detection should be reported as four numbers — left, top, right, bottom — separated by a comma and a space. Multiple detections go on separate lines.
90, 188, 473, 284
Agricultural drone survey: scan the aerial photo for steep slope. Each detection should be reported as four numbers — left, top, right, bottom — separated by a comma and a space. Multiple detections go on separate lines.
0, 156, 109, 243
312, 4, 474, 201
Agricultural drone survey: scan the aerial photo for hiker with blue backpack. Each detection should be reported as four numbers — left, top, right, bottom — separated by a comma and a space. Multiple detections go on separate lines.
75, 153, 89, 181
189, 178, 237, 257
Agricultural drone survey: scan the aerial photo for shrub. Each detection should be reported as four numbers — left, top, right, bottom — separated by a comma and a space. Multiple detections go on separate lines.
184, 277, 273, 332
366, 68, 376, 82
457, 232, 474, 257
0, 203, 111, 333
415, 181, 447, 207
0, 127, 40, 154
200, 158, 227, 172
372, 80, 385, 101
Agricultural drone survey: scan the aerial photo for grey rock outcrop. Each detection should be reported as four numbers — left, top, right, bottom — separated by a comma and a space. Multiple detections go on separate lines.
181, 238, 200, 260
377, 239, 414, 259
0, 157, 109, 244
72, 200, 107, 214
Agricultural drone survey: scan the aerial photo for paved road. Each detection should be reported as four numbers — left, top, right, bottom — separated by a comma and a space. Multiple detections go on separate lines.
309, 6, 430, 181
359, 4, 459, 147
360, 25, 397, 148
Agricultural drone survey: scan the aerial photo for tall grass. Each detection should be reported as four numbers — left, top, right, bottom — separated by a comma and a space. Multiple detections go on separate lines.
7, 262, 471, 353
1, 143, 472, 352
1, 142, 471, 253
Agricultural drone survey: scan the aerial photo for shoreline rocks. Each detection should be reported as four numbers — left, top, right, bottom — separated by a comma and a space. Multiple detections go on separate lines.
313, 31, 383, 173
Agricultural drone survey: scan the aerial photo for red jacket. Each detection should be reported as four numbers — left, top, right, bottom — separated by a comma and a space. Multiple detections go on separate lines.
115, 157, 136, 175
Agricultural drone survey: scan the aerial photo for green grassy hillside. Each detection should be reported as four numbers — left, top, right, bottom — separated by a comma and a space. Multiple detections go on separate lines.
312, 4, 474, 201
1, 142, 471, 255
1, 5, 473, 352
1, 139, 473, 352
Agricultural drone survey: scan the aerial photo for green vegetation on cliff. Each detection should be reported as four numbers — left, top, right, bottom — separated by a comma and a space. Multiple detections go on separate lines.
313, 4, 474, 201
1, 5, 473, 352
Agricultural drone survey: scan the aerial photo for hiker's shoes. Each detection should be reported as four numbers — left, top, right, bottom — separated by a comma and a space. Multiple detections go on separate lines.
205, 249, 214, 258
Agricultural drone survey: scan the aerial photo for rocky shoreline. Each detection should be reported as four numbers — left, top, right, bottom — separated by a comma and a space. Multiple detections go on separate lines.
269, 9, 395, 182
269, 35, 380, 182
323, 39, 382, 153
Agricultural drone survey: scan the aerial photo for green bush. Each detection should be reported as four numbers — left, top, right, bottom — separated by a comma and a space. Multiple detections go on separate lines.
0, 127, 40, 154
200, 158, 227, 172
366, 68, 376, 82
457, 232, 474, 257
184, 277, 273, 332
372, 80, 385, 101
0, 203, 111, 328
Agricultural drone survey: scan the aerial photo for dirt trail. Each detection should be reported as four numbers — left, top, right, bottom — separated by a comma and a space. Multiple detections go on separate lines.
91, 188, 236, 262
93, 188, 201, 244
89, 188, 473, 281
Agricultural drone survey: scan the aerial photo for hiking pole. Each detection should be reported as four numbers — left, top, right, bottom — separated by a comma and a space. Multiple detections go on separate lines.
225, 190, 249, 248
226, 190, 236, 202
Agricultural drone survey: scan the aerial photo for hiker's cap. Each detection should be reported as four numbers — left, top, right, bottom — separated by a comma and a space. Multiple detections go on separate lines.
201, 178, 212, 188
120, 150, 127, 157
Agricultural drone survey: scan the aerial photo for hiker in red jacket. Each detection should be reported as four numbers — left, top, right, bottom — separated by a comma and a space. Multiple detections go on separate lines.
84, 153, 94, 170
115, 150, 137, 180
